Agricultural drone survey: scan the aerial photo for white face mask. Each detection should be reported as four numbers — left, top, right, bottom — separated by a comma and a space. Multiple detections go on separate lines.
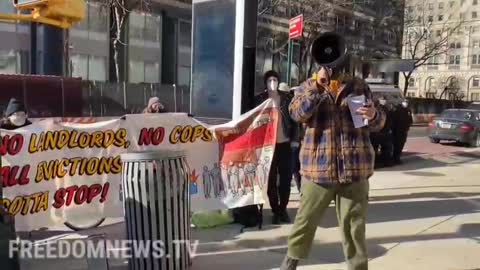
9, 112, 27, 126
267, 78, 278, 91
402, 101, 408, 108
379, 100, 387, 106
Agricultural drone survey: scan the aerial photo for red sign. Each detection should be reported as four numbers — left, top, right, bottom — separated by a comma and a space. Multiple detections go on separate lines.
289, 14, 303, 39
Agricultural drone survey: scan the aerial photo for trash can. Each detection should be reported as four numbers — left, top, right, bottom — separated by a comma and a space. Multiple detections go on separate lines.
121, 151, 192, 270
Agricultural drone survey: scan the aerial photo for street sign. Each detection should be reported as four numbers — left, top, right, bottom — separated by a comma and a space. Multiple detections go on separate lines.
289, 14, 303, 39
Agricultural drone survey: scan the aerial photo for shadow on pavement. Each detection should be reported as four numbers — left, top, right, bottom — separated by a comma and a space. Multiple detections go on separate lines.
282, 198, 480, 229
378, 156, 450, 172
371, 185, 480, 191
379, 149, 479, 172
191, 222, 480, 270
368, 192, 480, 202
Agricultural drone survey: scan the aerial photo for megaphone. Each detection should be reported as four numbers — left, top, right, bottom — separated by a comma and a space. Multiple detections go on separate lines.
310, 32, 347, 68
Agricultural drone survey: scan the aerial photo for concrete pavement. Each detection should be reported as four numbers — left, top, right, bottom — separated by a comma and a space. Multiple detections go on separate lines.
16, 146, 480, 270
190, 149, 480, 270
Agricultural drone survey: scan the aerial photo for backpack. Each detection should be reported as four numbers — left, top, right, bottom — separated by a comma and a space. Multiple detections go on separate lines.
232, 204, 263, 233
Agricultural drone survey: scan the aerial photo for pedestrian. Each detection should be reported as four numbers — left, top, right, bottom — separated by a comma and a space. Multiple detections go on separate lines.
391, 100, 413, 164
254, 71, 299, 224
288, 86, 303, 192
280, 67, 386, 270
370, 97, 394, 168
0, 98, 32, 130
0, 98, 28, 270
143, 97, 166, 113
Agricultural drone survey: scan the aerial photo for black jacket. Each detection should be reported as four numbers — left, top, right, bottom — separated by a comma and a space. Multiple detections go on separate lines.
392, 106, 413, 133
253, 90, 299, 143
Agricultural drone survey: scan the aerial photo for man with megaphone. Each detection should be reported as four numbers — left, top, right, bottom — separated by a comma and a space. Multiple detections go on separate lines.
279, 66, 386, 270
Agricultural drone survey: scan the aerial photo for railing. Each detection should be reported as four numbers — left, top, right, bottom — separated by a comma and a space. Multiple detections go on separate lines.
0, 74, 190, 118
81, 81, 191, 117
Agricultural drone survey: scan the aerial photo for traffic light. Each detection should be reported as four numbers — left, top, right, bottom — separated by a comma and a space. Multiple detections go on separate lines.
12, 0, 85, 28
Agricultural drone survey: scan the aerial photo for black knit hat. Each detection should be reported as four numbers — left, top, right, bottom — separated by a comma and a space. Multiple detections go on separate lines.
263, 70, 280, 86
5, 98, 26, 117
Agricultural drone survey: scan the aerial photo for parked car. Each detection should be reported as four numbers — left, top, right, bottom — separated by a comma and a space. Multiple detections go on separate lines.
467, 102, 480, 110
428, 109, 480, 147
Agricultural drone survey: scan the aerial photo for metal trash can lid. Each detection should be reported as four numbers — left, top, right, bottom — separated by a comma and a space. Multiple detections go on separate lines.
120, 150, 186, 161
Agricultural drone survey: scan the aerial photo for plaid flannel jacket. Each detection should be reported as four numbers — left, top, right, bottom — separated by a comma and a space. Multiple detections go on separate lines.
289, 80, 386, 184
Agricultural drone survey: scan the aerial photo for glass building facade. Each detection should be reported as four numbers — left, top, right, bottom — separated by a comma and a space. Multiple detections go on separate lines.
0, 0, 192, 88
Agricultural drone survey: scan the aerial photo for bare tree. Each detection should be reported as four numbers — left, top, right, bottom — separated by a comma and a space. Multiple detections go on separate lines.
98, 0, 151, 82
258, 0, 353, 82
401, 3, 464, 95
369, 0, 405, 57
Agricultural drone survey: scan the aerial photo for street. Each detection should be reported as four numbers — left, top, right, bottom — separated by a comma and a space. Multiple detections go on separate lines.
17, 130, 480, 270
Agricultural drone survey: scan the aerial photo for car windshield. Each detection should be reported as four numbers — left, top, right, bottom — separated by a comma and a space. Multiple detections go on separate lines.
441, 110, 474, 120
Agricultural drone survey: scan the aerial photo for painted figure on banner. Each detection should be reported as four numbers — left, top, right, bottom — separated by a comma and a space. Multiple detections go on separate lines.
227, 162, 238, 196
261, 156, 271, 186
202, 166, 212, 199
237, 163, 246, 195
210, 163, 225, 198
220, 163, 230, 192
190, 170, 199, 195
244, 159, 258, 191
232, 163, 242, 196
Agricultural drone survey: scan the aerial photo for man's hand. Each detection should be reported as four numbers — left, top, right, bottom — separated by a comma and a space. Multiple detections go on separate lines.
356, 102, 377, 120
315, 66, 332, 88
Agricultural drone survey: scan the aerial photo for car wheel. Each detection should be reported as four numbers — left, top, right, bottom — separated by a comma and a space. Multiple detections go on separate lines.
429, 138, 440, 144
469, 132, 480, 148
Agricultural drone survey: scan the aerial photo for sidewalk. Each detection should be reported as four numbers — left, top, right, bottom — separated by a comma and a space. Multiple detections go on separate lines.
190, 150, 480, 270
18, 149, 480, 270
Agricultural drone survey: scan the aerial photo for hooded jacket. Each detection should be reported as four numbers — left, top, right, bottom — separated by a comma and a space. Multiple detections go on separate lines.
254, 70, 299, 143
289, 77, 386, 184
1, 98, 32, 130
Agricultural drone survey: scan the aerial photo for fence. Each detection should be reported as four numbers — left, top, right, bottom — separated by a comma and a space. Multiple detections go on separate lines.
0, 74, 190, 118
407, 97, 472, 123
81, 81, 191, 117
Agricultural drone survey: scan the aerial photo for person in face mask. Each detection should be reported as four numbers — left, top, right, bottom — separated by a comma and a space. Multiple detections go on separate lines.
250, 70, 299, 224
391, 99, 413, 164
370, 97, 394, 168
1, 98, 32, 130
0, 98, 27, 270
143, 97, 167, 114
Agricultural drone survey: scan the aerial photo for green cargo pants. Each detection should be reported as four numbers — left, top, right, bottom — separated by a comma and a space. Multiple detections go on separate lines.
287, 180, 369, 270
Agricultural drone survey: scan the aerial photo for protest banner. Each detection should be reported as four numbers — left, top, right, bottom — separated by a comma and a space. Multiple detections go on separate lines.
1, 100, 278, 231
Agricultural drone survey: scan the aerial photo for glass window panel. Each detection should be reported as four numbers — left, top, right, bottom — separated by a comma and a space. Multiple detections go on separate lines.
0, 50, 18, 74
473, 78, 480, 87
145, 14, 161, 42
88, 56, 107, 81
177, 66, 191, 87
0, 1, 13, 13
89, 3, 108, 33
145, 62, 160, 83
129, 12, 145, 42
129, 60, 145, 83
71, 54, 88, 79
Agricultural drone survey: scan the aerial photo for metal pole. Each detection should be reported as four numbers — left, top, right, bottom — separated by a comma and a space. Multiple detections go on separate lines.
287, 40, 293, 85
286, 0, 292, 85
173, 84, 177, 112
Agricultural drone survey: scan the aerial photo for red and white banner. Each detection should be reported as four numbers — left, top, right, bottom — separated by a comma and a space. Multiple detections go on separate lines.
1, 100, 278, 231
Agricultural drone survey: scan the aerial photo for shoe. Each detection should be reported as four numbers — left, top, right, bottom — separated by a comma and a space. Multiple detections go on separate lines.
280, 256, 298, 270
272, 214, 281, 225
279, 211, 291, 223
